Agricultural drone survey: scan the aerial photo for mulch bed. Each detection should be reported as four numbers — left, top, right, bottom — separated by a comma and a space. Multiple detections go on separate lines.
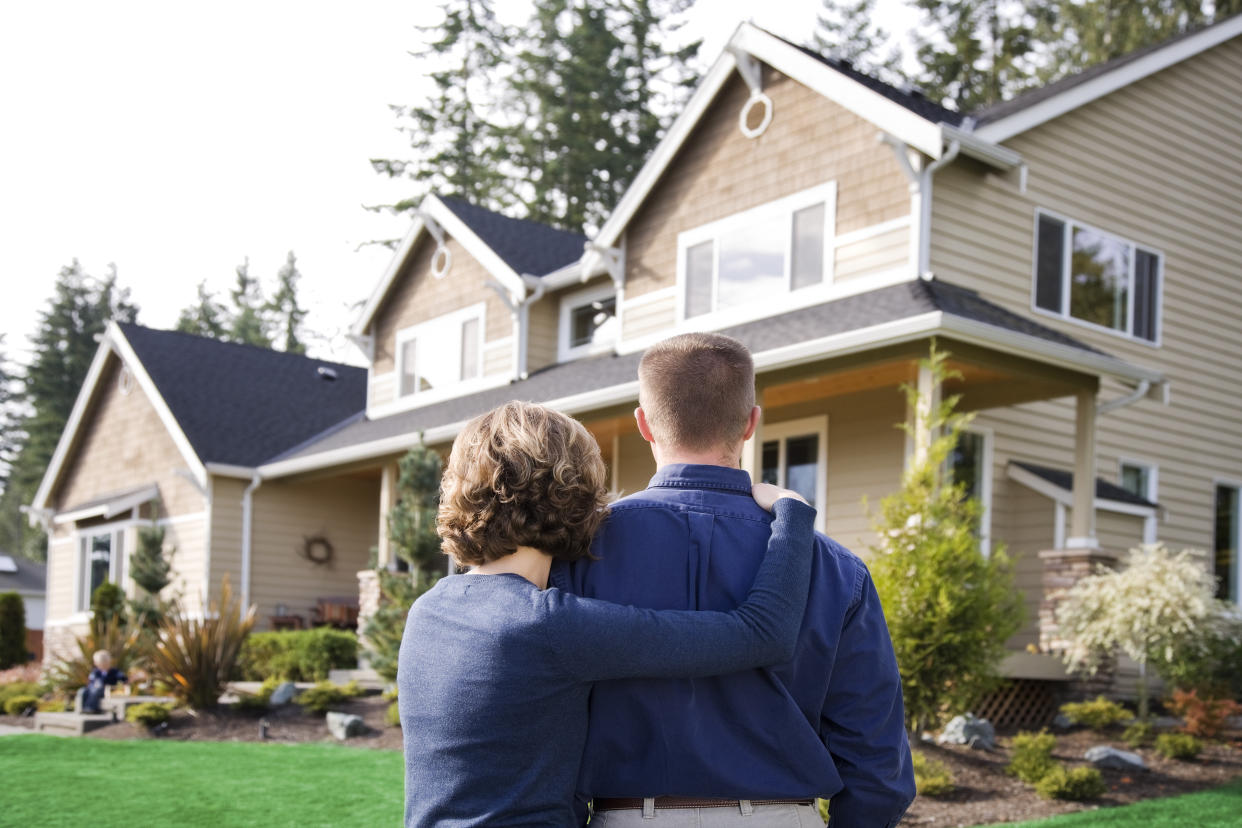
903, 727, 1242, 826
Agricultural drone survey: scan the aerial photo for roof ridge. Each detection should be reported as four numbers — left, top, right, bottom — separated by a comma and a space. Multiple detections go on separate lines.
116, 322, 365, 372
438, 195, 588, 241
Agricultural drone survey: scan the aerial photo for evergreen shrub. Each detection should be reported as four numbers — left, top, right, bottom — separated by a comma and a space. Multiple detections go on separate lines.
0, 592, 27, 668
126, 702, 173, 728
1006, 730, 1058, 784
237, 628, 358, 682
1155, 732, 1202, 760
3, 694, 38, 715
912, 751, 954, 796
295, 681, 355, 715
1123, 721, 1155, 748
1034, 766, 1106, 801
1059, 696, 1131, 731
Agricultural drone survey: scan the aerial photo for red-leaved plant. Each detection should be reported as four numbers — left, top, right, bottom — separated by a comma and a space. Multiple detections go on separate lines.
1167, 688, 1242, 740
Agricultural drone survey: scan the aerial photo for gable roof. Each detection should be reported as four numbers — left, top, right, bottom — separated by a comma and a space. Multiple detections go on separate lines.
118, 324, 366, 468
974, 13, 1242, 141
261, 277, 1161, 478
1009, 461, 1159, 511
439, 197, 586, 278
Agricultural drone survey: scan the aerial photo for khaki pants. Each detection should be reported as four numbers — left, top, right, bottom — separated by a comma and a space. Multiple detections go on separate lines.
590, 801, 823, 826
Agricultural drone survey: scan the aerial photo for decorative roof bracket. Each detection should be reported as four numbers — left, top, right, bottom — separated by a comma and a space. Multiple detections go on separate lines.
582, 242, 624, 288
415, 210, 452, 279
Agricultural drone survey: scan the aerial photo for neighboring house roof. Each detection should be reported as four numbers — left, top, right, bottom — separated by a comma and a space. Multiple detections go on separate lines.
118, 324, 367, 467
439, 197, 586, 278
0, 554, 46, 596
263, 278, 1158, 477
1009, 461, 1159, 510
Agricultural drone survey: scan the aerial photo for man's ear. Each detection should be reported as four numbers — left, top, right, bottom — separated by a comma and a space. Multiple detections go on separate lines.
635, 406, 656, 443
741, 406, 761, 442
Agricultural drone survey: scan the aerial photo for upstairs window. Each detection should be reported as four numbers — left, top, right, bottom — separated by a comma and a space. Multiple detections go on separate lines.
1034, 211, 1161, 343
679, 182, 836, 319
559, 283, 618, 361
396, 305, 484, 398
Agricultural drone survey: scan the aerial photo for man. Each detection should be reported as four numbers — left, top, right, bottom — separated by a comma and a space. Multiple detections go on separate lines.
552, 332, 915, 827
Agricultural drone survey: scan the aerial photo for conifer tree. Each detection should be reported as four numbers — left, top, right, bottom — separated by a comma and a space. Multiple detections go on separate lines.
0, 338, 16, 496
869, 345, 1023, 736
175, 281, 228, 339
228, 258, 272, 348
815, 0, 903, 81
266, 251, 308, 355
911, 0, 1038, 111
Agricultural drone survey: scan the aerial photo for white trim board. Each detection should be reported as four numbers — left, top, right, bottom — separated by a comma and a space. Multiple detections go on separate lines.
976, 16, 1242, 143
1006, 462, 1157, 517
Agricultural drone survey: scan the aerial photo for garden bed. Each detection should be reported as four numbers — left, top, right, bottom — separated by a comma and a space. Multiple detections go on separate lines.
902, 726, 1242, 826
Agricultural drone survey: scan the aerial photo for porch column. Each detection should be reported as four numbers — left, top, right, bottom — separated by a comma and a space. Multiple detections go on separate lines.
376, 461, 399, 569
1067, 388, 1098, 548
741, 386, 766, 481
906, 359, 941, 470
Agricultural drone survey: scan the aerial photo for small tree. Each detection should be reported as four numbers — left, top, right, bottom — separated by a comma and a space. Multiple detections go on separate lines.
129, 519, 175, 628
0, 592, 27, 668
1056, 544, 1220, 721
870, 345, 1023, 735
90, 581, 127, 638
364, 571, 438, 683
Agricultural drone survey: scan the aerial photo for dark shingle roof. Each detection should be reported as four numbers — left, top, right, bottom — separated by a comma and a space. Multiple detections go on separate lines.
0, 554, 46, 595
276, 278, 1109, 464
1011, 461, 1158, 508
118, 324, 367, 467
439, 197, 587, 277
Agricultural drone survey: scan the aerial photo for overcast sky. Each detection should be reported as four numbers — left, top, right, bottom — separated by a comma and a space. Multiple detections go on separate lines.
1, 0, 914, 369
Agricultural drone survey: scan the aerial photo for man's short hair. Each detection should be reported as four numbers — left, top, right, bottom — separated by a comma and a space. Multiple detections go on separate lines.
437, 401, 610, 567
638, 333, 755, 451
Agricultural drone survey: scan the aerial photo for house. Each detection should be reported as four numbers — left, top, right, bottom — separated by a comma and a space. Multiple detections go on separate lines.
26, 326, 372, 663
31, 16, 1242, 712
0, 553, 47, 663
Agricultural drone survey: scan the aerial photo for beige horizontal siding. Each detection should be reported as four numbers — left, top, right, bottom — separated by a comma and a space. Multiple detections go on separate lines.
208, 476, 247, 608
368, 372, 395, 410
164, 517, 208, 616
527, 294, 559, 373
990, 478, 1056, 650
44, 532, 76, 624
833, 225, 909, 283
483, 339, 513, 378
930, 36, 1242, 563
621, 291, 677, 342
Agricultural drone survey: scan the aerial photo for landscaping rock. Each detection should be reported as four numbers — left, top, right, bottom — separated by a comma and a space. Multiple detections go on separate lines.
268, 682, 298, 706
1085, 745, 1146, 771
937, 713, 996, 751
326, 712, 366, 740
1052, 713, 1074, 730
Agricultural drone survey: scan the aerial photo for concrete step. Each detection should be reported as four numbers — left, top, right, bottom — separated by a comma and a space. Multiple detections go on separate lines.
101, 695, 176, 717
327, 668, 386, 691
34, 711, 116, 737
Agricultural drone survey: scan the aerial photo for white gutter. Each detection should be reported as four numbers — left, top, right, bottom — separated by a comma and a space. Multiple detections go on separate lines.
1097, 380, 1152, 415
916, 139, 960, 277
240, 472, 262, 611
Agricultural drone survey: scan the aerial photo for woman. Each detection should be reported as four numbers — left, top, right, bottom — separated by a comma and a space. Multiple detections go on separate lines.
398, 401, 815, 827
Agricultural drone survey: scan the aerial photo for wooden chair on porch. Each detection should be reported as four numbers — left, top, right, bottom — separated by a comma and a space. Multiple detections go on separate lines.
310, 596, 359, 629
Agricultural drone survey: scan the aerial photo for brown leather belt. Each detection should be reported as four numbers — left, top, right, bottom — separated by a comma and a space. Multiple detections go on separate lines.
593, 796, 815, 811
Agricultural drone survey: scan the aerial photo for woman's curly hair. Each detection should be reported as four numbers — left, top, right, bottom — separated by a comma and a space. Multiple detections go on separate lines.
437, 401, 610, 566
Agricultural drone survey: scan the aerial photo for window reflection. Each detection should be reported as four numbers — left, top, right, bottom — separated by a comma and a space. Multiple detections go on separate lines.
717, 213, 786, 310
1070, 226, 1131, 333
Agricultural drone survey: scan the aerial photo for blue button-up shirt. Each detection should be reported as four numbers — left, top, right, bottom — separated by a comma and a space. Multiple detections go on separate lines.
550, 463, 915, 828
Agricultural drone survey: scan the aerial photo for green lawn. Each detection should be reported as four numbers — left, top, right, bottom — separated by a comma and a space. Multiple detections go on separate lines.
0, 734, 404, 827
1002, 778, 1242, 827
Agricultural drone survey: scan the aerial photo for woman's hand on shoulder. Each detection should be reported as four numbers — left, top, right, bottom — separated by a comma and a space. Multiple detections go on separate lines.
751, 482, 808, 512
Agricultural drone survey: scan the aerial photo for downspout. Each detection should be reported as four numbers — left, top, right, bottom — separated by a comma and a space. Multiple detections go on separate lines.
240, 472, 262, 612
880, 134, 961, 279
486, 276, 545, 382
1097, 380, 1151, 415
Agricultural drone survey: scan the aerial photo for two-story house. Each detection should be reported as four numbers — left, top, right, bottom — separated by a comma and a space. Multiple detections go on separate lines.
33, 17, 1241, 718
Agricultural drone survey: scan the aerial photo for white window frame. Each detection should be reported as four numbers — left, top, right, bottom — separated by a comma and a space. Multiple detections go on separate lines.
558, 283, 618, 362
72, 521, 130, 613
1118, 458, 1159, 544
1030, 208, 1163, 347
950, 426, 994, 557
758, 415, 828, 533
675, 181, 837, 326
1214, 478, 1242, 607
394, 303, 486, 405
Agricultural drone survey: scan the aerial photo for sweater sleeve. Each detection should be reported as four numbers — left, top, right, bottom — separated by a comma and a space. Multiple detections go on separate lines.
543, 497, 815, 682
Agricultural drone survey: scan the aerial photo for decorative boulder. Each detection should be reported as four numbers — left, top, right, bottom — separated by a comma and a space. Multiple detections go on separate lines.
937, 713, 996, 751
268, 682, 298, 706
1085, 745, 1146, 771
1052, 713, 1075, 730
327, 711, 366, 741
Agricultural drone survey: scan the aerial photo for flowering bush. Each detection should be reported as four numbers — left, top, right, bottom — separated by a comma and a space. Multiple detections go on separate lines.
1056, 544, 1219, 720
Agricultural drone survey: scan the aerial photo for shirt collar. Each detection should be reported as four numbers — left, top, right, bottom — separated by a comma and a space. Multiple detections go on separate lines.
647, 463, 753, 494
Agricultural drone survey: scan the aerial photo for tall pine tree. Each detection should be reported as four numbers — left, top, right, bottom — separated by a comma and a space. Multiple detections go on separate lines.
175, 281, 228, 339
0, 337, 16, 498
911, 0, 1038, 111
227, 258, 273, 348
815, 0, 903, 81
265, 252, 308, 355
0, 262, 139, 560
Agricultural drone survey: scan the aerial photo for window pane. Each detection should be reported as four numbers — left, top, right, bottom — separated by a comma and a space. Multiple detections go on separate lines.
416, 331, 459, 392
791, 203, 825, 290
460, 318, 479, 381
1133, 249, 1159, 342
685, 242, 714, 318
570, 296, 617, 349
399, 339, 418, 396
1215, 486, 1238, 602
760, 441, 779, 486
950, 431, 983, 501
1070, 225, 1131, 332
1035, 215, 1065, 312
717, 213, 786, 310
1120, 464, 1149, 499
784, 435, 819, 509
89, 534, 112, 606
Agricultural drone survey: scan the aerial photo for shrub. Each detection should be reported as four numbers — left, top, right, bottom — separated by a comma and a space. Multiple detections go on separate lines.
37, 699, 67, 713
1151, 604, 1242, 699
47, 615, 143, 694
0, 592, 27, 669
1166, 689, 1242, 740
90, 581, 127, 634
146, 577, 256, 709
386, 700, 401, 728
1007, 730, 1058, 784
869, 346, 1023, 733
3, 694, 38, 715
0, 680, 41, 708
1123, 721, 1155, 748
1059, 696, 1131, 731
1155, 732, 1202, 760
126, 702, 172, 728
296, 681, 353, 715
233, 676, 283, 712
912, 751, 954, 796
237, 628, 358, 682
0, 663, 42, 685
1034, 766, 1106, 801
364, 570, 438, 683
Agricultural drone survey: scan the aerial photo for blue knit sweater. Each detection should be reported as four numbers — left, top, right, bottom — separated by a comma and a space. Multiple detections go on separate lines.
398, 497, 815, 827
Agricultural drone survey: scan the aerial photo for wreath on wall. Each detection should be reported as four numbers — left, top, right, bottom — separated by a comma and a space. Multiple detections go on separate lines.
299, 534, 334, 566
